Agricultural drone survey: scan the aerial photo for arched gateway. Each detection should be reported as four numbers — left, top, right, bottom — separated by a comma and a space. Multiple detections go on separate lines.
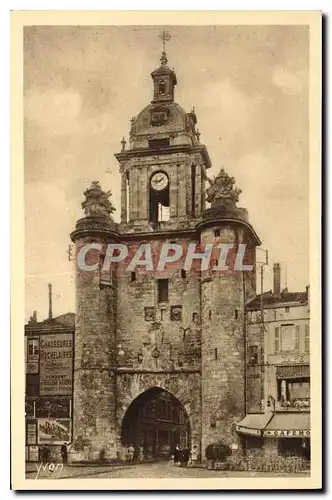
121, 387, 191, 460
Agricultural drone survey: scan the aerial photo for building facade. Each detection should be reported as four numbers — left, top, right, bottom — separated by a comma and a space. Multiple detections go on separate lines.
237, 264, 310, 460
25, 286, 74, 462
69, 48, 261, 462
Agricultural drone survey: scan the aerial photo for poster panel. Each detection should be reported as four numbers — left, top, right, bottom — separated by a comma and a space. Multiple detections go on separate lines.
39, 334, 73, 395
37, 419, 71, 445
36, 398, 71, 418
27, 422, 37, 445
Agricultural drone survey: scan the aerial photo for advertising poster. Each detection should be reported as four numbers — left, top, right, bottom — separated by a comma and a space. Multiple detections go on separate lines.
39, 334, 73, 395
29, 446, 39, 462
26, 423, 37, 445
37, 419, 71, 445
36, 398, 71, 418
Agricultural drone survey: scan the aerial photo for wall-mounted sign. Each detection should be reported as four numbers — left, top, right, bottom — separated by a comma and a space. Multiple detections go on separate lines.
36, 398, 71, 418
263, 429, 310, 438
27, 423, 37, 445
38, 419, 71, 445
39, 334, 73, 395
235, 425, 261, 436
29, 445, 39, 462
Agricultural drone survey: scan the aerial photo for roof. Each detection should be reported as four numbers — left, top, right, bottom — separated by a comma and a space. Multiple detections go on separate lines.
264, 413, 310, 431
237, 413, 272, 430
246, 290, 308, 310
25, 312, 75, 334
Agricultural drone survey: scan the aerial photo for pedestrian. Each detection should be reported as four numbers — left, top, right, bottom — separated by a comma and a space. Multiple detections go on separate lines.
173, 444, 180, 466
181, 448, 190, 467
61, 443, 68, 465
139, 444, 144, 462
191, 445, 199, 467
127, 444, 135, 464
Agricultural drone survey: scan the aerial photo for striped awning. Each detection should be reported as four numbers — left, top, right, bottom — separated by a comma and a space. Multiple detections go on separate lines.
263, 413, 310, 438
236, 414, 273, 437
276, 364, 310, 379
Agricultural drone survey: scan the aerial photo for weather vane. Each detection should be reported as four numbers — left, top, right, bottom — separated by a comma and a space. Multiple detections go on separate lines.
159, 29, 171, 53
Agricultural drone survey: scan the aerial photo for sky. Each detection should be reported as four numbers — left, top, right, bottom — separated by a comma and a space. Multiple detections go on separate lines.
24, 25, 309, 322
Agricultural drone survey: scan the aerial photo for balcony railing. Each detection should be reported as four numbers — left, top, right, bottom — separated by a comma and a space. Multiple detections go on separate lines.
276, 398, 310, 412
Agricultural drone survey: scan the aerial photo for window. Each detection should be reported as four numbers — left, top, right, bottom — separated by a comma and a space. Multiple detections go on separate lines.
274, 327, 280, 352
285, 307, 290, 313
234, 309, 239, 320
144, 307, 155, 321
181, 269, 186, 279
191, 164, 196, 216
131, 271, 136, 282
214, 348, 218, 360
159, 81, 166, 95
148, 138, 170, 149
158, 279, 168, 302
275, 324, 298, 352
214, 229, 220, 237
304, 324, 310, 352
27, 339, 39, 358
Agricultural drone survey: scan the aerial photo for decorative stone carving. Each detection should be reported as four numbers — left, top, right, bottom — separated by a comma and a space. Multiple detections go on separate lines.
206, 168, 242, 207
144, 307, 156, 322
170, 305, 182, 321
81, 181, 116, 217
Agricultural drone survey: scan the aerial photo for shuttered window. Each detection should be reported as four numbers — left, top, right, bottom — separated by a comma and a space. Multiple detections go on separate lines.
274, 327, 280, 352
295, 325, 300, 351
304, 324, 310, 352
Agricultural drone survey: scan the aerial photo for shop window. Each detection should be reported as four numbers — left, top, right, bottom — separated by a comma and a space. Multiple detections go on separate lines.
158, 279, 168, 302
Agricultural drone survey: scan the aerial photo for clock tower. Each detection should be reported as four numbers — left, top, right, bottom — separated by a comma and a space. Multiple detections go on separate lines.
115, 47, 212, 230
70, 35, 260, 462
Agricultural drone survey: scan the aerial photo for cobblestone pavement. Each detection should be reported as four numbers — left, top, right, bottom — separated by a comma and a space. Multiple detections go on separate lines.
26, 461, 310, 480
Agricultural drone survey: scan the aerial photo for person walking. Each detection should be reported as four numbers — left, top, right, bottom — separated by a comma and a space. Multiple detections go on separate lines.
127, 444, 135, 464
61, 443, 68, 465
191, 445, 199, 467
173, 444, 180, 466
139, 444, 144, 462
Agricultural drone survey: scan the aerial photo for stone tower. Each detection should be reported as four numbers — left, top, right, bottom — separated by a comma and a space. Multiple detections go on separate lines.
70, 182, 119, 460
197, 169, 260, 453
70, 44, 261, 462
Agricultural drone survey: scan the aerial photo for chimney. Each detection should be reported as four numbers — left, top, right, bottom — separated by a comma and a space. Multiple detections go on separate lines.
32, 310, 37, 323
48, 283, 53, 320
273, 263, 281, 297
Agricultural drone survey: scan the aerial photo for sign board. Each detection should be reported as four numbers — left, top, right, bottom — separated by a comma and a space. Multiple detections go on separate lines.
27, 423, 37, 445
230, 443, 239, 450
263, 429, 310, 438
39, 334, 73, 395
29, 445, 39, 462
37, 419, 71, 445
235, 425, 261, 436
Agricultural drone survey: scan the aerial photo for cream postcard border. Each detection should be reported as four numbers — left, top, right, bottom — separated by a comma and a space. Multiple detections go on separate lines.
11, 10, 322, 490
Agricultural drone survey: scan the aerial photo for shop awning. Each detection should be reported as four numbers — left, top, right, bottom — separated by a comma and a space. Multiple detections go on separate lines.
263, 413, 310, 438
236, 414, 273, 437
276, 364, 310, 379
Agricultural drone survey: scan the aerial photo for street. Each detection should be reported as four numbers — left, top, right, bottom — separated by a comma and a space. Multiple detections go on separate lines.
26, 461, 310, 480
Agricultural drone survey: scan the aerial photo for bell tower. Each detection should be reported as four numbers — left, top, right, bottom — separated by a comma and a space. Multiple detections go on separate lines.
115, 36, 212, 230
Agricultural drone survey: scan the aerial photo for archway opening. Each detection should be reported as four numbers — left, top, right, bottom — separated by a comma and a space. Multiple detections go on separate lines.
121, 387, 191, 461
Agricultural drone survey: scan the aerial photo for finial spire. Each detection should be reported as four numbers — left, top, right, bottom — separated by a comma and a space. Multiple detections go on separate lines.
159, 29, 171, 65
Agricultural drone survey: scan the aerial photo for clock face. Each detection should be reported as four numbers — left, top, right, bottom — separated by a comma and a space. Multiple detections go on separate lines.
151, 172, 168, 191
